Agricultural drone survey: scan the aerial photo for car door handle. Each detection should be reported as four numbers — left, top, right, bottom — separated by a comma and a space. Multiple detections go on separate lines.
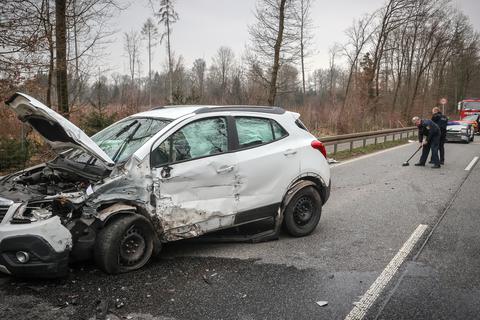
284, 149, 297, 156
216, 165, 234, 174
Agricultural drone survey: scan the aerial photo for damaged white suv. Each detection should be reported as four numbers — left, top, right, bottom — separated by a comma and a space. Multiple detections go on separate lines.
0, 93, 331, 277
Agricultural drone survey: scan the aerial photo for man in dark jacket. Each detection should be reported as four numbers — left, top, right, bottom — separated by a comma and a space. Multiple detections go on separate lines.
412, 116, 441, 168
431, 107, 448, 164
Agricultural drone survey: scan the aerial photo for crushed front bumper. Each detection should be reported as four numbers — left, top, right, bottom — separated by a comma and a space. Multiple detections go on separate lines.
0, 205, 72, 278
0, 235, 69, 278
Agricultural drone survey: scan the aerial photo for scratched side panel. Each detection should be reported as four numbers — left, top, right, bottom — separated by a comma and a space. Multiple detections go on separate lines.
153, 154, 238, 240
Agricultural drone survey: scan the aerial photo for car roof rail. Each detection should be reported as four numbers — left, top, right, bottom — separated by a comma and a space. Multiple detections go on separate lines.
195, 106, 286, 115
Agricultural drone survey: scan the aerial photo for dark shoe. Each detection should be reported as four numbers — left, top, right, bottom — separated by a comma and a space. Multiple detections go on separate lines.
414, 163, 425, 166
440, 161, 444, 165
432, 164, 441, 168
428, 160, 434, 164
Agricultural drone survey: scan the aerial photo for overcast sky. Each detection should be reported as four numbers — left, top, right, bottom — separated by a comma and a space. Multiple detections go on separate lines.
104, 0, 480, 77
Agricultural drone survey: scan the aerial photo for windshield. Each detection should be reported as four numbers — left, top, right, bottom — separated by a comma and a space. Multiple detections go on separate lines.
68, 118, 170, 164
463, 101, 480, 109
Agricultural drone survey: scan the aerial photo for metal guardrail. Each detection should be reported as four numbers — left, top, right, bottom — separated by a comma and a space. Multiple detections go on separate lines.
320, 127, 418, 154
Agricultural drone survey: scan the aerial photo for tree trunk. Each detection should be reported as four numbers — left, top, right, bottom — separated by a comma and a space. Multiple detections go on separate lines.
166, 18, 173, 104
148, 29, 152, 107
55, 0, 69, 116
44, 0, 54, 107
267, 0, 287, 106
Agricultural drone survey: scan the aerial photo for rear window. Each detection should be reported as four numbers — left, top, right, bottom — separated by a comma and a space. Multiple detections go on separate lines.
295, 119, 308, 131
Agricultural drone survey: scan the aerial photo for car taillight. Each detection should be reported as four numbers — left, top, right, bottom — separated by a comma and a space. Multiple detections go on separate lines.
311, 140, 327, 158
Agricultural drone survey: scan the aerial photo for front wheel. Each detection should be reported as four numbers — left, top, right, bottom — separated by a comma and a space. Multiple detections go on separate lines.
94, 215, 156, 274
282, 186, 322, 237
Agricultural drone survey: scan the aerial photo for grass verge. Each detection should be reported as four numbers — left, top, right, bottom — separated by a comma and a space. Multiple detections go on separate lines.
328, 138, 411, 161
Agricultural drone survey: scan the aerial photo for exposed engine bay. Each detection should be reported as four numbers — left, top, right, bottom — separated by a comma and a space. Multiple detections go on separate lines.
0, 163, 107, 263
10, 165, 89, 196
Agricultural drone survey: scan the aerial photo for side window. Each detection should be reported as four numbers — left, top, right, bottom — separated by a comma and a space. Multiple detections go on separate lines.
272, 120, 288, 139
236, 117, 274, 148
151, 117, 228, 167
235, 117, 288, 149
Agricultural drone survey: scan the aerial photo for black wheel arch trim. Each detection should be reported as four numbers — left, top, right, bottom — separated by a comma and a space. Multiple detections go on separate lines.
284, 173, 331, 206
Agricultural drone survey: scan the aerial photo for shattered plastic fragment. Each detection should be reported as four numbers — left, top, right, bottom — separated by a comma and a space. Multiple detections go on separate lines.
316, 301, 328, 307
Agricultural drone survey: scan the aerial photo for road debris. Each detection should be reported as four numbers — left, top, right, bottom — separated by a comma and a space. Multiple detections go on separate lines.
316, 301, 328, 307
115, 298, 125, 309
202, 274, 212, 285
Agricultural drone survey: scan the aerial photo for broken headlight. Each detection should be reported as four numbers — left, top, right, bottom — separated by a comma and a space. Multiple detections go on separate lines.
11, 204, 53, 223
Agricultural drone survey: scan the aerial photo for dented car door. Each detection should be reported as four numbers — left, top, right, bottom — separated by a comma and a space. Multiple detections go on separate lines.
150, 116, 237, 240
233, 116, 300, 221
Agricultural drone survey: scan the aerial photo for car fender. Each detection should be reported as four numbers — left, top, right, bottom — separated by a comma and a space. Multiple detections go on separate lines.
281, 180, 317, 211
96, 203, 137, 225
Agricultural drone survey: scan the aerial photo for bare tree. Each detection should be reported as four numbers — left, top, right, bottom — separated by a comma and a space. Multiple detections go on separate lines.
152, 0, 179, 104
211, 46, 235, 104
67, 0, 123, 106
124, 31, 141, 83
293, 0, 314, 95
0, 1, 48, 83
141, 18, 159, 107
367, 0, 414, 99
248, 0, 298, 106
56, 0, 69, 115
342, 14, 374, 111
191, 58, 206, 102
328, 44, 341, 107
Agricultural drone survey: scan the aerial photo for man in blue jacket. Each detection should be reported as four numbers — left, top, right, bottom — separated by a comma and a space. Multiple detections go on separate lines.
412, 116, 441, 168
431, 107, 448, 164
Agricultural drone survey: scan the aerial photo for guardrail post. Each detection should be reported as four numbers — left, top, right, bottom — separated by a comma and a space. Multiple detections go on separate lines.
393, 133, 395, 141
363, 139, 366, 147
350, 141, 353, 151
334, 143, 337, 154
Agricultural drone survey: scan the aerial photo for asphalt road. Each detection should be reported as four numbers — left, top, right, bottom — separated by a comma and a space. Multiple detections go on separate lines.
1, 140, 479, 320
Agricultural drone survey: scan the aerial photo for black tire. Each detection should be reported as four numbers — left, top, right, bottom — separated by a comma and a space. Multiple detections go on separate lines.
282, 186, 322, 237
94, 215, 155, 274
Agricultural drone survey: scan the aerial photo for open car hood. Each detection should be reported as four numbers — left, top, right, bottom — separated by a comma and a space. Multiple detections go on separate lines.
5, 93, 114, 167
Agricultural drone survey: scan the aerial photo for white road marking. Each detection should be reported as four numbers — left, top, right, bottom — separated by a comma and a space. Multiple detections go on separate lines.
330, 142, 413, 168
344, 224, 428, 320
464, 156, 479, 171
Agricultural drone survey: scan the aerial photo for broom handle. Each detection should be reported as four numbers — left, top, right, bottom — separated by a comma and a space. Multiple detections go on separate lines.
406, 145, 423, 162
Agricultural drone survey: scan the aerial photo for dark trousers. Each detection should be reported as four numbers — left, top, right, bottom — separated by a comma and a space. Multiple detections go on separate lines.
420, 134, 440, 165
430, 135, 445, 163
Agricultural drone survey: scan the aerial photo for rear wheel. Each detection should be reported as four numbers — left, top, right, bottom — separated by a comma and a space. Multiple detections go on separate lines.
282, 186, 322, 237
94, 215, 155, 274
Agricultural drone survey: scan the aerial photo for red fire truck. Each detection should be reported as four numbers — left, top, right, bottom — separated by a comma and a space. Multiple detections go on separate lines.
458, 98, 480, 118
457, 98, 480, 134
